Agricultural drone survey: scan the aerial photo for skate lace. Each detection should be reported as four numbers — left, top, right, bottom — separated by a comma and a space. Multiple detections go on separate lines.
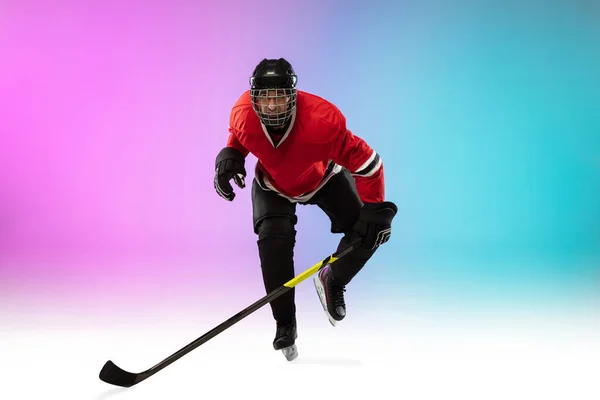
329, 281, 346, 308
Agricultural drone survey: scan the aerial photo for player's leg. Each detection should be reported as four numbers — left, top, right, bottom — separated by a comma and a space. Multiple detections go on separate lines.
252, 179, 298, 357
309, 169, 377, 325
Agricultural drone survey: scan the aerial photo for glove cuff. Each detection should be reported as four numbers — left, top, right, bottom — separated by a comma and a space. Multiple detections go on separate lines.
359, 201, 398, 224
215, 146, 245, 167
362, 201, 398, 213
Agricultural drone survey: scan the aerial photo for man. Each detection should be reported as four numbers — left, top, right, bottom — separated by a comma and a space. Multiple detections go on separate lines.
213, 58, 397, 361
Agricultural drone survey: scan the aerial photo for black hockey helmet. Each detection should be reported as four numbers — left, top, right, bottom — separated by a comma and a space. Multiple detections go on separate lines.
249, 58, 298, 127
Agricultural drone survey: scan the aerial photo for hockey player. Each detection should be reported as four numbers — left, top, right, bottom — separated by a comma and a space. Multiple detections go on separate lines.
213, 58, 397, 361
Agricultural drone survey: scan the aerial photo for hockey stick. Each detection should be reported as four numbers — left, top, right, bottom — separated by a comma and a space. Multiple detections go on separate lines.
99, 238, 361, 387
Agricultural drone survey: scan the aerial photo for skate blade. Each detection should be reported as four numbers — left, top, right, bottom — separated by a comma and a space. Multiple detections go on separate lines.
281, 344, 298, 361
313, 276, 338, 327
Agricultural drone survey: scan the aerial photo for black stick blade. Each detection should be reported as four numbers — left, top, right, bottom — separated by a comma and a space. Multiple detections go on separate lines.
99, 360, 139, 387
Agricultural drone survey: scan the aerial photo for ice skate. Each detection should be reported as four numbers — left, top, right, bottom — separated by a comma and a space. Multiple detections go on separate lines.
273, 319, 298, 361
280, 344, 298, 361
313, 265, 346, 326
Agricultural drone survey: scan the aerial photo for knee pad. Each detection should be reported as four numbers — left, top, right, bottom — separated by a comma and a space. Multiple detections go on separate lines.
257, 216, 296, 241
256, 217, 296, 275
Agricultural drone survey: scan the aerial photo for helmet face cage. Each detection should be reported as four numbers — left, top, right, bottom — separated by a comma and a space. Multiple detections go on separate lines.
250, 87, 297, 127
249, 59, 298, 127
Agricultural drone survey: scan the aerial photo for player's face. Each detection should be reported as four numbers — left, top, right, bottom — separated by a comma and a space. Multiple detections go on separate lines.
250, 86, 296, 128
255, 89, 291, 117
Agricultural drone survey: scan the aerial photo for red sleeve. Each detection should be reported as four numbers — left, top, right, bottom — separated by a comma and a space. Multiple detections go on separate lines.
226, 106, 250, 157
226, 131, 249, 157
328, 116, 385, 203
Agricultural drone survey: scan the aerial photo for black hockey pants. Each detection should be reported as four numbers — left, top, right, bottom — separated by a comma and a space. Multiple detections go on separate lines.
252, 168, 377, 323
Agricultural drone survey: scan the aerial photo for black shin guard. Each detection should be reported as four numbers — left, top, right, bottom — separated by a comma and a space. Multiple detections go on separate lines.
256, 218, 297, 323
330, 233, 376, 286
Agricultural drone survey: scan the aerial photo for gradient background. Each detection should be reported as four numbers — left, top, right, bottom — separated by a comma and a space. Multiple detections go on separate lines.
2, 1, 600, 399
2, 0, 600, 333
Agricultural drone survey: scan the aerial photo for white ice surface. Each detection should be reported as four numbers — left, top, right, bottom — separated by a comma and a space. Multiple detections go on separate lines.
2, 308, 600, 400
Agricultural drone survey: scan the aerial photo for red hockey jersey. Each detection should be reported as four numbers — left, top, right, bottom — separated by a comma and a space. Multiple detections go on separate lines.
225, 90, 385, 203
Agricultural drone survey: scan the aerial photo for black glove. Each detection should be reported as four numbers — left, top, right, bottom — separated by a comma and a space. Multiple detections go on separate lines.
214, 147, 246, 201
353, 201, 398, 250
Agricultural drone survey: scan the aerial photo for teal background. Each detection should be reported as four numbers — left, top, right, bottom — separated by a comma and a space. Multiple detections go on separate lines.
294, 1, 600, 312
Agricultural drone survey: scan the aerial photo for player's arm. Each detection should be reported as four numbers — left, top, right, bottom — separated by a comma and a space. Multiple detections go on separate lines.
329, 124, 385, 203
225, 129, 250, 158
327, 112, 397, 250
213, 109, 249, 202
